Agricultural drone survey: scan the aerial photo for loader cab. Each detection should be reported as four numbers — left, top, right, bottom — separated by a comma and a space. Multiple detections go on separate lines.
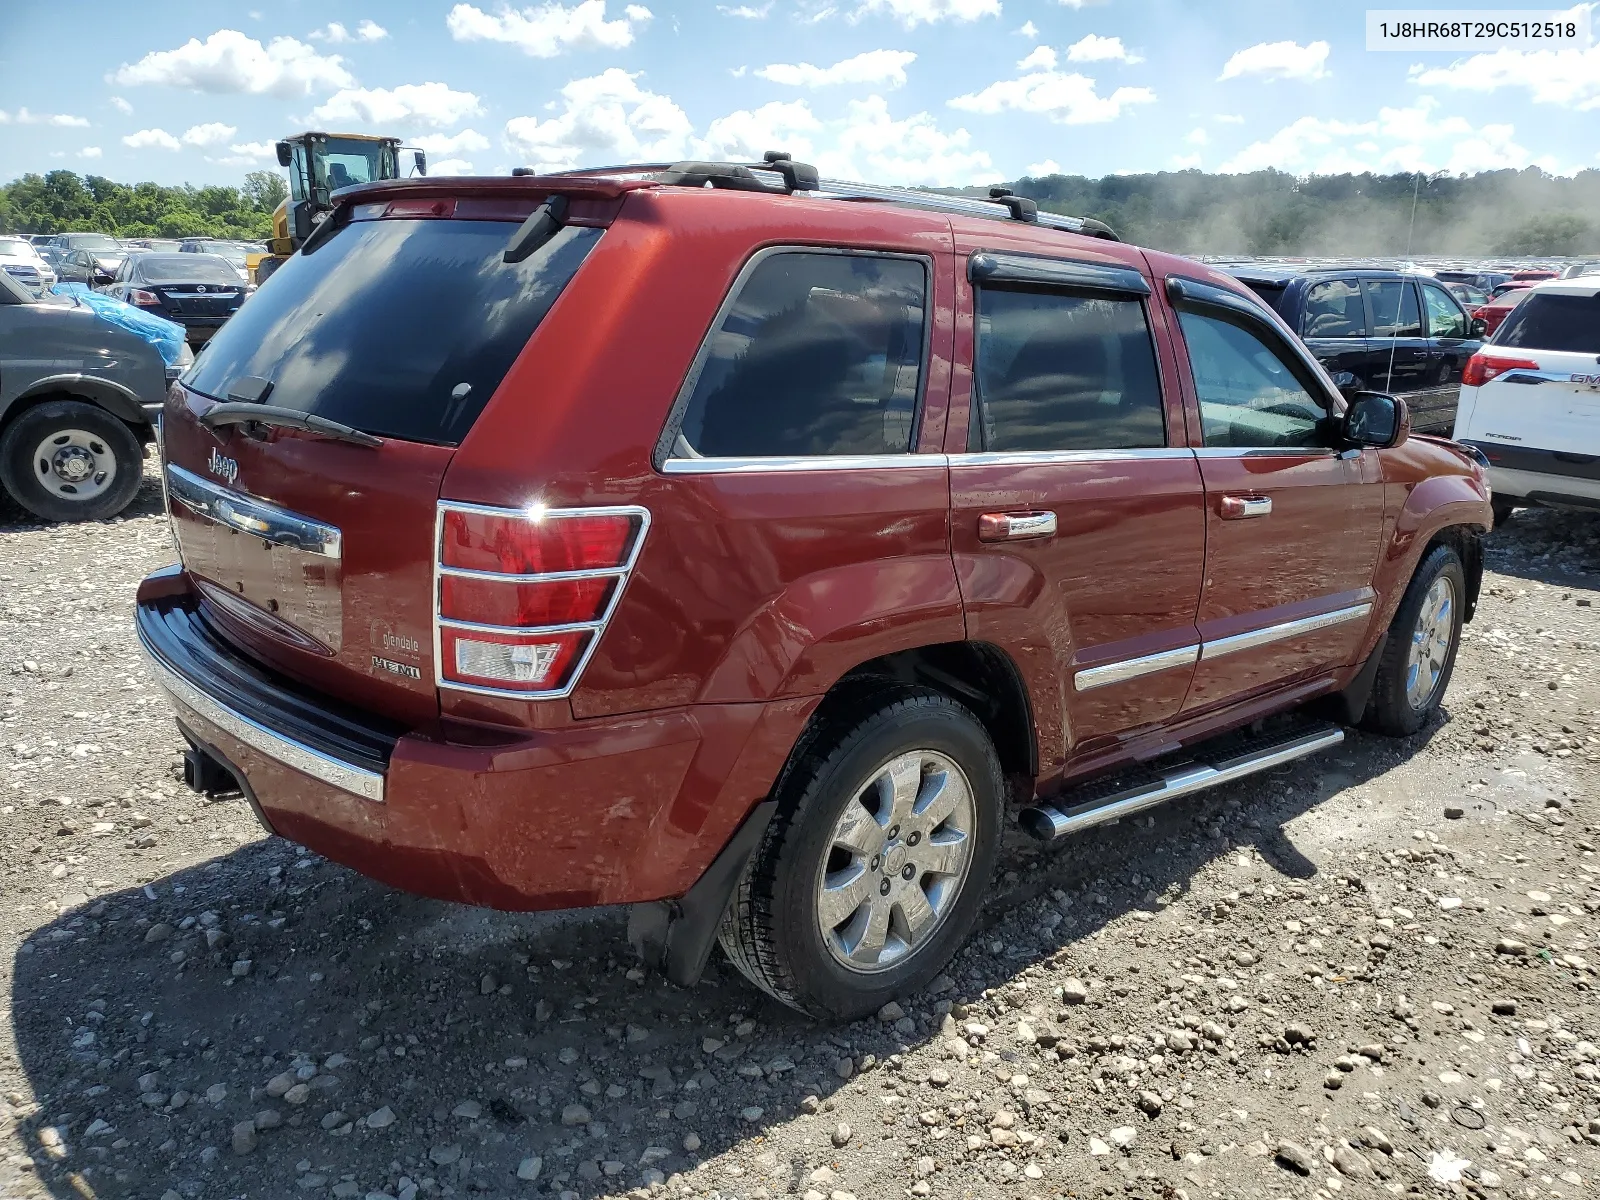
275, 133, 407, 244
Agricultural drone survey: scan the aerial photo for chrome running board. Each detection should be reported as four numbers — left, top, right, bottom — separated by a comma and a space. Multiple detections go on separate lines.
1018, 722, 1345, 842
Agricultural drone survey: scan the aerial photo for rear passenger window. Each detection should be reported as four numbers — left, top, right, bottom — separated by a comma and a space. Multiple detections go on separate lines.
972, 288, 1164, 452
1364, 279, 1422, 338
675, 251, 927, 458
1302, 280, 1364, 338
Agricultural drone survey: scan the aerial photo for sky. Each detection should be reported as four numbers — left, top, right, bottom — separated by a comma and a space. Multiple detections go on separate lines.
0, 1, 1597, 188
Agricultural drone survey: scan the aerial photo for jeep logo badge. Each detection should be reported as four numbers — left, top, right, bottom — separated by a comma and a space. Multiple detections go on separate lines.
207, 447, 238, 485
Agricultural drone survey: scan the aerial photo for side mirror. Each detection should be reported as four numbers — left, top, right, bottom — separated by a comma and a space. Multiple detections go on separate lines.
1343, 391, 1409, 450
275, 141, 293, 167
1470, 317, 1488, 337
291, 200, 314, 243
413, 150, 427, 177
1329, 370, 1360, 396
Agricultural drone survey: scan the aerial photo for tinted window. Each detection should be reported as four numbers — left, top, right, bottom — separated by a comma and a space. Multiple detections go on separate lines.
973, 287, 1164, 452
183, 217, 601, 445
1364, 279, 1421, 337
1494, 293, 1600, 353
1178, 311, 1328, 449
65, 234, 118, 252
676, 252, 926, 458
1421, 283, 1468, 338
1302, 279, 1365, 338
1239, 281, 1287, 315
138, 255, 241, 284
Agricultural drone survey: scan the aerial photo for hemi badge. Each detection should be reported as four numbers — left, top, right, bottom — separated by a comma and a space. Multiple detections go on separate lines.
372, 655, 421, 680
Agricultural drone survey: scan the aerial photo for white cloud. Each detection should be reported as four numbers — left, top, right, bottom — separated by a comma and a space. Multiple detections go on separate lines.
950, 67, 1156, 124
1017, 20, 1038, 38
696, 100, 821, 161
0, 107, 90, 127
503, 68, 692, 171
757, 49, 917, 88
1170, 152, 1202, 169
819, 95, 992, 185
1219, 39, 1329, 82
1218, 97, 1564, 175
110, 96, 133, 114
1017, 46, 1056, 71
181, 122, 238, 147
851, 0, 1000, 28
112, 30, 353, 98
310, 83, 484, 128
717, 1, 772, 14
429, 158, 478, 175
412, 129, 493, 155
446, 2, 652, 58
1214, 112, 1245, 123
1026, 158, 1061, 175
78, 147, 103, 160
311, 19, 389, 42
1184, 126, 1208, 146
209, 141, 278, 166
1410, 45, 1600, 110
122, 128, 181, 151
1066, 34, 1141, 64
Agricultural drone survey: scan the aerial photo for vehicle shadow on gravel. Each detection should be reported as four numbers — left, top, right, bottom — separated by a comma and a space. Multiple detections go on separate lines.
8, 715, 1443, 1200
1483, 507, 1600, 590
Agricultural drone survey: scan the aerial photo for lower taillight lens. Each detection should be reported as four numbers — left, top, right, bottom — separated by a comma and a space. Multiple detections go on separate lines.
1461, 353, 1539, 387
439, 575, 613, 627
441, 628, 589, 690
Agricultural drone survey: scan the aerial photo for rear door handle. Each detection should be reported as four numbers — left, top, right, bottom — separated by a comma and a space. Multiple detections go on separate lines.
978, 511, 1058, 542
1219, 495, 1272, 520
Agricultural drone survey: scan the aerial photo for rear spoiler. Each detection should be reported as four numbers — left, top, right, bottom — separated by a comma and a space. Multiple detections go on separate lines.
332, 175, 654, 206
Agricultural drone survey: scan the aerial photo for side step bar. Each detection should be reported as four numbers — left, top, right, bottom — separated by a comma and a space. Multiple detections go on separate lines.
1018, 723, 1345, 842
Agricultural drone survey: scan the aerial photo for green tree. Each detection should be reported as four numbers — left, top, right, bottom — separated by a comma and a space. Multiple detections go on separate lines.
242, 169, 288, 213
1494, 212, 1593, 256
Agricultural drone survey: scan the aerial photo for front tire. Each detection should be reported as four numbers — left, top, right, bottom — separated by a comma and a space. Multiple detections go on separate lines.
1361, 543, 1466, 737
0, 400, 143, 523
1491, 498, 1516, 527
718, 689, 1003, 1021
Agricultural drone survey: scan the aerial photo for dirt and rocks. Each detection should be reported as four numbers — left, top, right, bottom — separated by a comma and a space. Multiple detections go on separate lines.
1, 467, 1599, 1200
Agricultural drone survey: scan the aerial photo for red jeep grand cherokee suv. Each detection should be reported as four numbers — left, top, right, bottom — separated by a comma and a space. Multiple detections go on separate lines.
137, 158, 1491, 1020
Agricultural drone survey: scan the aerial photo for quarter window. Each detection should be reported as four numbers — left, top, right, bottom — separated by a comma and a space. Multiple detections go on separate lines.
1421, 282, 1468, 339
675, 251, 928, 458
1364, 279, 1423, 338
1178, 311, 1329, 449
1301, 279, 1365, 339
972, 287, 1165, 452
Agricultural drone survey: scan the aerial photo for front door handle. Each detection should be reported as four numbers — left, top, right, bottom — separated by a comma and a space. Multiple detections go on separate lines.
978, 511, 1058, 542
1219, 495, 1272, 520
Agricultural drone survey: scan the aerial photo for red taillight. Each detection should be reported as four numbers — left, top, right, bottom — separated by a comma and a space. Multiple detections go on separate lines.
1461, 353, 1539, 388
439, 574, 613, 627
442, 510, 637, 575
129, 288, 161, 307
435, 503, 648, 697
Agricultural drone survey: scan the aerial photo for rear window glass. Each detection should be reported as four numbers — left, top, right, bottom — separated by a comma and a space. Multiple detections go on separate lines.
183, 217, 601, 445
139, 255, 240, 284
674, 251, 927, 458
1493, 293, 1600, 354
1237, 281, 1287, 314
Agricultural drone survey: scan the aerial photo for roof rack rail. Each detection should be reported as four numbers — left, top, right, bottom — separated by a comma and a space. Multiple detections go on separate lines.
537, 153, 1118, 241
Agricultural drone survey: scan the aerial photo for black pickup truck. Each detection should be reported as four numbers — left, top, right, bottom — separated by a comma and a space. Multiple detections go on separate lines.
1217, 265, 1486, 434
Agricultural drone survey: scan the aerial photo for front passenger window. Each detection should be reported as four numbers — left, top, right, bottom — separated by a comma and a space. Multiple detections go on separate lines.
1177, 311, 1328, 449
1421, 283, 1468, 339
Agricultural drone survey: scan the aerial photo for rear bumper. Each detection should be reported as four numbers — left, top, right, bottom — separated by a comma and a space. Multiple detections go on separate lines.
1462, 440, 1600, 509
135, 567, 812, 911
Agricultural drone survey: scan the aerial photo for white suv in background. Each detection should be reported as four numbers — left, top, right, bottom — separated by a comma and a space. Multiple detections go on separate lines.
0, 236, 55, 293
1453, 277, 1600, 524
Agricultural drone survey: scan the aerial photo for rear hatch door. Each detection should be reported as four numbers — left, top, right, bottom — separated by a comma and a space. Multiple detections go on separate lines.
1465, 286, 1600, 457
162, 194, 605, 725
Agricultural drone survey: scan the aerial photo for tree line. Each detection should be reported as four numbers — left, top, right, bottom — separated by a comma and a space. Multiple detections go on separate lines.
2, 164, 1595, 257
0, 170, 288, 240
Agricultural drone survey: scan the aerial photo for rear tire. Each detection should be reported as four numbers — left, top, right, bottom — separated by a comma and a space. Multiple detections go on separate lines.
0, 400, 143, 523
1360, 543, 1465, 737
717, 689, 1003, 1021
1491, 498, 1516, 527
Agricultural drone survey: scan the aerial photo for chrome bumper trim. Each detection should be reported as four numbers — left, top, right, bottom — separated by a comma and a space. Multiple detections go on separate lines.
139, 639, 384, 803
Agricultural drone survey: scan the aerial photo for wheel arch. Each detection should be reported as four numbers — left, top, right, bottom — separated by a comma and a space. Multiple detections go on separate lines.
2, 376, 150, 436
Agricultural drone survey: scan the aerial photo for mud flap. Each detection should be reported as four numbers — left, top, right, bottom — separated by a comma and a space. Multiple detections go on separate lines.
627, 800, 778, 988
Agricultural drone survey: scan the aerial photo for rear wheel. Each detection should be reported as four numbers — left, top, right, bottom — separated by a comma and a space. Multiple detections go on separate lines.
1491, 498, 1516, 526
1361, 544, 1465, 737
718, 689, 1003, 1020
0, 400, 143, 523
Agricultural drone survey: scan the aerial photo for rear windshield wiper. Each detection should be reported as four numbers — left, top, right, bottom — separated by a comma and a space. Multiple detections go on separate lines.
198, 402, 384, 448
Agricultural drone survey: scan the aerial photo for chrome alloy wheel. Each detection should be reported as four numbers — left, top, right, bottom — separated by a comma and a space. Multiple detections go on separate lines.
1405, 574, 1457, 710
815, 749, 976, 973
33, 428, 117, 502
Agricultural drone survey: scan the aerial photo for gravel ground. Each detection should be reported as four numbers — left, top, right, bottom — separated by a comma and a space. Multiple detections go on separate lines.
2, 464, 1599, 1200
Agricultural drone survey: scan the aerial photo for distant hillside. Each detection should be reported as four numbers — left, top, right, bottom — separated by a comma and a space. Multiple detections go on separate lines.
955, 167, 1600, 258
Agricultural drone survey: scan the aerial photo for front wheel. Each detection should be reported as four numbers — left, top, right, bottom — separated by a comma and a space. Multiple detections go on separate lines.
1361, 543, 1466, 737
0, 400, 144, 523
718, 690, 1003, 1020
